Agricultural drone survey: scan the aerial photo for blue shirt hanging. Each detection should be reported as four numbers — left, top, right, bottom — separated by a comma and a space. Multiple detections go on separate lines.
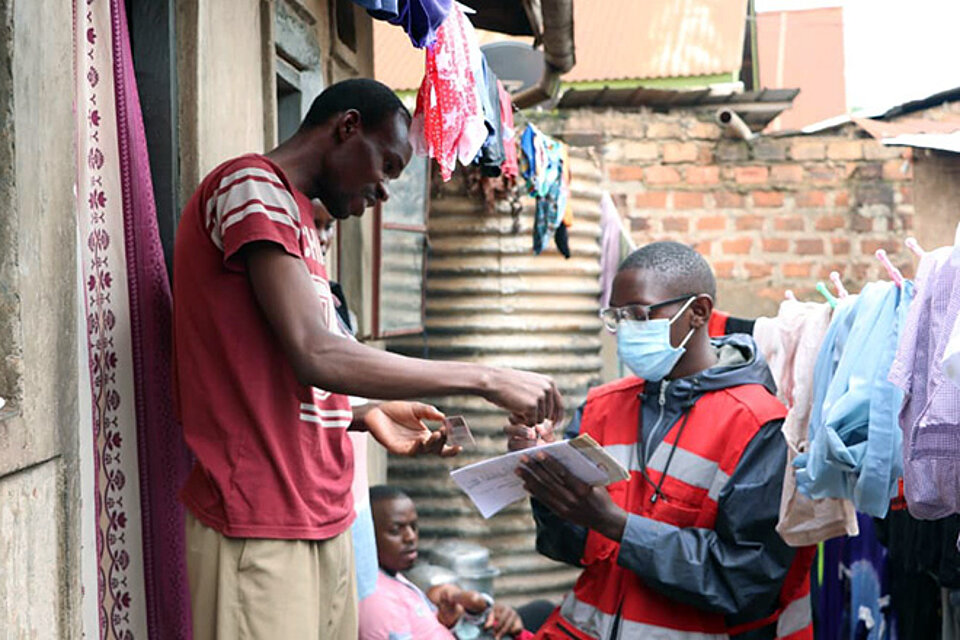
793, 280, 914, 517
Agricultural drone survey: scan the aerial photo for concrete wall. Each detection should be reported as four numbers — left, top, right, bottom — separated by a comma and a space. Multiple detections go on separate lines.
757, 8, 847, 131
0, 0, 83, 637
537, 108, 919, 318
178, 0, 269, 196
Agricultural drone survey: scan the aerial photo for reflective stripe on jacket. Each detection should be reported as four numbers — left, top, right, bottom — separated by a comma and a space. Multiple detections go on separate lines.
535, 376, 812, 640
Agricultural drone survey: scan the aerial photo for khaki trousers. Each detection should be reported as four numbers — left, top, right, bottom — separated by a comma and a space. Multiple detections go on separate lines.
185, 512, 358, 640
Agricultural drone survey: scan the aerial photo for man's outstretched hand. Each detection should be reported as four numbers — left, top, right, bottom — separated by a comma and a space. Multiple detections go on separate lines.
363, 401, 460, 457
503, 416, 559, 451
483, 368, 564, 427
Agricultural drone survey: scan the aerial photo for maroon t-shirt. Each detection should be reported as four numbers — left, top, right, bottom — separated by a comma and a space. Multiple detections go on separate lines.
173, 154, 355, 539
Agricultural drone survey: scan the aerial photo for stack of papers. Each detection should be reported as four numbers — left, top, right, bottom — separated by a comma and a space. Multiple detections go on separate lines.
450, 435, 629, 518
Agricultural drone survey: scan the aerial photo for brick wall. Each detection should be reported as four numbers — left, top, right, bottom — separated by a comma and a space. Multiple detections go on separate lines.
534, 109, 918, 317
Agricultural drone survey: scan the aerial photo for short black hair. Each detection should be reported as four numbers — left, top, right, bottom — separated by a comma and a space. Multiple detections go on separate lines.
300, 78, 411, 132
370, 484, 411, 506
618, 241, 717, 299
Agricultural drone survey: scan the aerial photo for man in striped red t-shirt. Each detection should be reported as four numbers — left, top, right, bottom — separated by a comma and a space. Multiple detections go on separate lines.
173, 79, 563, 640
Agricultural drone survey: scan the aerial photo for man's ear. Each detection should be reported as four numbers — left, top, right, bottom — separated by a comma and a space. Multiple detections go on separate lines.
335, 109, 362, 142
688, 294, 714, 329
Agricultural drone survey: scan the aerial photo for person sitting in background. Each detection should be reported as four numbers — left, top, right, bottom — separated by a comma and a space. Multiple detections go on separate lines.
359, 485, 532, 640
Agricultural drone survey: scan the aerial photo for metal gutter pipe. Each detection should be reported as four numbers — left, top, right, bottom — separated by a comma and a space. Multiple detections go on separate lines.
514, 0, 575, 109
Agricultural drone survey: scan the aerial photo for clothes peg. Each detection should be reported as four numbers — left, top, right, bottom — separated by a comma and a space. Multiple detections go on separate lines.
785, 289, 798, 302
875, 249, 904, 288
829, 271, 849, 298
816, 282, 838, 309
905, 237, 924, 258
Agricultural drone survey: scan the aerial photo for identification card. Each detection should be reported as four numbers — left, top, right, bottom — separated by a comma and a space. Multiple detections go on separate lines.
443, 415, 477, 448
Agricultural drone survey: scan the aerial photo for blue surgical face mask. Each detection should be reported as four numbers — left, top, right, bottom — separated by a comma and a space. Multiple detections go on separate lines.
616, 297, 696, 381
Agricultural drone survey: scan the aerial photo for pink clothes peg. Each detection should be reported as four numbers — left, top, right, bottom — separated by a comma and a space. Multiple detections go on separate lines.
875, 249, 904, 288
785, 289, 798, 302
905, 237, 925, 258
829, 271, 849, 298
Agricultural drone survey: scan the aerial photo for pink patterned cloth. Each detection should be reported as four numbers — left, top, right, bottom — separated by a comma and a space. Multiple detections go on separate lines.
497, 80, 518, 180
410, 3, 486, 180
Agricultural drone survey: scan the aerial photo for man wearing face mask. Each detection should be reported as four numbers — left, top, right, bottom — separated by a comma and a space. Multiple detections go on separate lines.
505, 241, 814, 640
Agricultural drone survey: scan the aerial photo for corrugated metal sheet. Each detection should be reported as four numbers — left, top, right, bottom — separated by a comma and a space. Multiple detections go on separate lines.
557, 87, 799, 132
386, 149, 604, 606
854, 115, 960, 139
566, 0, 747, 83
853, 115, 960, 154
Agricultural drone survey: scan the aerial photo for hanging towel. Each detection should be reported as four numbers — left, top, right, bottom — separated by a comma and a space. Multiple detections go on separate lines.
794, 280, 913, 518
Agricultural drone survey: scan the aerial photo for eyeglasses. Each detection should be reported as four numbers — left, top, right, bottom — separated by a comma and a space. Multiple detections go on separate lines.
599, 294, 697, 333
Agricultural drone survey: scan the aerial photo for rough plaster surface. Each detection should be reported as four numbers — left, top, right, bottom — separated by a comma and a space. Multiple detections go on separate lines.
0, 0, 22, 411
1, 0, 82, 636
1, 0, 77, 476
0, 461, 63, 639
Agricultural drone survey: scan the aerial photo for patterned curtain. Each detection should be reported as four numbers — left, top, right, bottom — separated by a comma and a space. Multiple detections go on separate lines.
75, 0, 193, 637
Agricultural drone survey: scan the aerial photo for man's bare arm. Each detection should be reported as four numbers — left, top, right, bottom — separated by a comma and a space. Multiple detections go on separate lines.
244, 242, 563, 425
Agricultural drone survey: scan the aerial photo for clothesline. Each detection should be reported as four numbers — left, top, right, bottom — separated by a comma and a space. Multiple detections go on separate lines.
753, 225, 960, 536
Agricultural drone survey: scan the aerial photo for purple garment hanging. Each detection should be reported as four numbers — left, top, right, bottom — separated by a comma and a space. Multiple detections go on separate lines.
814, 514, 895, 640
365, 0, 453, 48
888, 247, 960, 520
598, 192, 624, 309
113, 1, 193, 636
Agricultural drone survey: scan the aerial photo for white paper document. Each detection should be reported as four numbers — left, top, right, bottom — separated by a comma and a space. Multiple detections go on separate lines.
450, 435, 628, 519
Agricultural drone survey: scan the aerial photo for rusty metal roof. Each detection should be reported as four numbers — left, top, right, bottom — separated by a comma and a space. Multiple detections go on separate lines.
854, 115, 960, 154
556, 86, 799, 131
564, 0, 749, 83
853, 115, 960, 140
375, 0, 749, 91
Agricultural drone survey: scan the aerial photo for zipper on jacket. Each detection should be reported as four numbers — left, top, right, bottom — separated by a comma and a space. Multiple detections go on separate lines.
644, 380, 670, 463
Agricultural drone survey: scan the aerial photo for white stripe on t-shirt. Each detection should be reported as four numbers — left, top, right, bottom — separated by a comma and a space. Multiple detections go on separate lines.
205, 167, 301, 248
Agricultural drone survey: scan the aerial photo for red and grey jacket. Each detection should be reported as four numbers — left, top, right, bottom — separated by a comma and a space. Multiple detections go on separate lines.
533, 335, 814, 640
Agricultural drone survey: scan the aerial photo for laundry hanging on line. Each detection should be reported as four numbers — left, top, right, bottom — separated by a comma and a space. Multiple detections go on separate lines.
888, 244, 960, 520
518, 123, 572, 257
358, 0, 452, 48
792, 280, 912, 519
